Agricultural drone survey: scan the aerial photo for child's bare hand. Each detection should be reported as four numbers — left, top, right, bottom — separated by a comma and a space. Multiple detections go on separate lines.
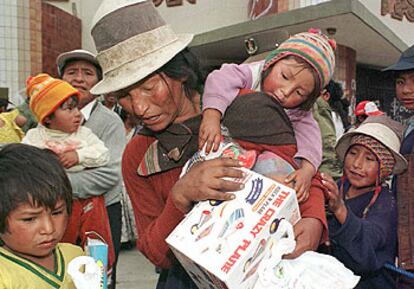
199, 109, 222, 154
59, 151, 79, 169
321, 173, 348, 223
285, 167, 312, 203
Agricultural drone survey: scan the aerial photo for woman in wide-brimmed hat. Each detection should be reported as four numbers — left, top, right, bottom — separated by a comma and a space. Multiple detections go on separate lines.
90, 1, 328, 288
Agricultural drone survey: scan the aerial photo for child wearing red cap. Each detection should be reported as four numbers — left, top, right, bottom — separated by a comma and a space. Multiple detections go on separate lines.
354, 100, 384, 127
22, 73, 115, 280
199, 29, 336, 202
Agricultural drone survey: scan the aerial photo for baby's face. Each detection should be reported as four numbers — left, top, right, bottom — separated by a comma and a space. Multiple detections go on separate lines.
0, 199, 68, 261
47, 96, 82, 134
395, 71, 414, 111
262, 58, 315, 109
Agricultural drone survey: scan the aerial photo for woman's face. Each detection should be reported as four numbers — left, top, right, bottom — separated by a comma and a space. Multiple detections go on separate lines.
119, 73, 193, 132
344, 144, 379, 189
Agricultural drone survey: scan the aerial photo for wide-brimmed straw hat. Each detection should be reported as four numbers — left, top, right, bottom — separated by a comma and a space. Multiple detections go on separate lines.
335, 116, 407, 175
90, 0, 193, 95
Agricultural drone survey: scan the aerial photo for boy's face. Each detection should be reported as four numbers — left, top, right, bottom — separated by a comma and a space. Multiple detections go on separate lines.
344, 145, 378, 189
0, 200, 68, 261
262, 58, 315, 109
47, 96, 82, 134
395, 71, 414, 111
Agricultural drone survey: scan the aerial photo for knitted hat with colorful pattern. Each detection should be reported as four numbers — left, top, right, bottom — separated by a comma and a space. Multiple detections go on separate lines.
27, 73, 79, 124
263, 28, 336, 90
350, 134, 395, 180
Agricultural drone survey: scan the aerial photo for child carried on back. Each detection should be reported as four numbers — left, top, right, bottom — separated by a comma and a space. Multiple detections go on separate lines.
199, 29, 336, 202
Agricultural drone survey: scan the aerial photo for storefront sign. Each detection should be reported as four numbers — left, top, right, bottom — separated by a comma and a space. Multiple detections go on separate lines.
153, 0, 196, 7
381, 0, 414, 22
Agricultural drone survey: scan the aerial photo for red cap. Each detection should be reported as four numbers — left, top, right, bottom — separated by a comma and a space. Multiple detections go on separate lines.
355, 101, 384, 117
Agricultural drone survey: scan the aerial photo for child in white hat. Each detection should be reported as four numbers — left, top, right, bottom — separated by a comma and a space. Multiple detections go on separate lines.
322, 116, 407, 289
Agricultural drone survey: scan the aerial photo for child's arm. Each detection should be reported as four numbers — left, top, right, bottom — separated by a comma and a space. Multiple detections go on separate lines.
322, 174, 394, 273
321, 173, 347, 223
75, 127, 110, 168
286, 109, 322, 201
199, 62, 260, 152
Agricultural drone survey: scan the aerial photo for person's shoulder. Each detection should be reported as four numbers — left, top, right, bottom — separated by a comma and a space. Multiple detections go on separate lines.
94, 102, 121, 120
123, 133, 155, 163
56, 243, 84, 258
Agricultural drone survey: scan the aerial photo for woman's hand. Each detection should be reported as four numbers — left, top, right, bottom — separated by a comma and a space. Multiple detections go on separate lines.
199, 109, 222, 154
322, 173, 348, 224
283, 217, 323, 259
172, 158, 244, 213
285, 160, 315, 203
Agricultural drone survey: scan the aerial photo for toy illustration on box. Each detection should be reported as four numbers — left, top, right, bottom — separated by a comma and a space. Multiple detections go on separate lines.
167, 140, 302, 289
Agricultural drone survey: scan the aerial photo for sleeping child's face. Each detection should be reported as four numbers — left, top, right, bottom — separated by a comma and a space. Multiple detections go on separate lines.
344, 145, 379, 189
262, 57, 315, 109
0, 199, 68, 262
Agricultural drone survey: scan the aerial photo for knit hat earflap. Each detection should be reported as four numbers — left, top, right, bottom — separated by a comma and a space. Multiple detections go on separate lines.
27, 73, 79, 124
263, 28, 336, 90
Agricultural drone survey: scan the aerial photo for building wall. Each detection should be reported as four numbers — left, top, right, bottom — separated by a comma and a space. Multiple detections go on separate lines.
0, 0, 33, 105
361, 0, 414, 46
41, 3, 81, 77
46, 0, 249, 53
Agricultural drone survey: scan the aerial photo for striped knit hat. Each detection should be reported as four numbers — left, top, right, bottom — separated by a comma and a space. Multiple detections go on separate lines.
263, 28, 336, 90
27, 73, 79, 124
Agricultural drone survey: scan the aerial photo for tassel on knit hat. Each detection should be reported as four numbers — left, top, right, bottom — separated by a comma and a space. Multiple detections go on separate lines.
263, 28, 336, 90
26, 73, 79, 124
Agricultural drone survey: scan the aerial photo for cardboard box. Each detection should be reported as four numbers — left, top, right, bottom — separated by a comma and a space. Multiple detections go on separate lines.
166, 168, 301, 289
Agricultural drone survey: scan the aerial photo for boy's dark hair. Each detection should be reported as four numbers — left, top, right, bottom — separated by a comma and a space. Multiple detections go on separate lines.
0, 144, 72, 233
261, 55, 320, 111
394, 69, 414, 79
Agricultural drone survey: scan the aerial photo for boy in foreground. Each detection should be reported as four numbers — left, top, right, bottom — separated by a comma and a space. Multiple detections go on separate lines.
0, 143, 83, 289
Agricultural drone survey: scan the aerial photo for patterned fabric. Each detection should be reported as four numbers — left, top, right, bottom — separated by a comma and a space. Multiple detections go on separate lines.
351, 135, 395, 180
0, 109, 24, 143
263, 29, 336, 90
27, 73, 79, 124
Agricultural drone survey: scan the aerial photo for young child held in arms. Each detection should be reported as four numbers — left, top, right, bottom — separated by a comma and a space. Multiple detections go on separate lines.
322, 116, 407, 289
22, 73, 115, 277
199, 29, 336, 202
0, 143, 83, 289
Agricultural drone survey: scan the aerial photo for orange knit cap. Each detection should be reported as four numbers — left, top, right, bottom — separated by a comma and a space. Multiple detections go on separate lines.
27, 73, 79, 124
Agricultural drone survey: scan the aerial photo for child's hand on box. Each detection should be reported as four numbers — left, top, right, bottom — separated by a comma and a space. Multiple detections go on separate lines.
284, 160, 314, 203
199, 109, 222, 154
